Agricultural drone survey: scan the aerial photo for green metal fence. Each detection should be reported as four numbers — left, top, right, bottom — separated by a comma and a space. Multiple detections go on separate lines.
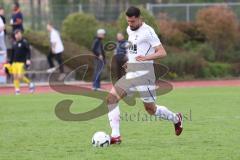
147, 2, 240, 22
2, 2, 240, 31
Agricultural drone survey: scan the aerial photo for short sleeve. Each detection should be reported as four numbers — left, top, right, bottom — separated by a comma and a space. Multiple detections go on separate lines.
15, 13, 23, 21
147, 28, 161, 47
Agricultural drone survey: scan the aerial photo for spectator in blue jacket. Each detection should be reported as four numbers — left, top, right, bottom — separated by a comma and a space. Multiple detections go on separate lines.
92, 29, 106, 91
10, 2, 24, 34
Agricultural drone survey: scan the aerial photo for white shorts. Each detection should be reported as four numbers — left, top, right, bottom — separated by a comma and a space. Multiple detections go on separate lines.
115, 63, 156, 103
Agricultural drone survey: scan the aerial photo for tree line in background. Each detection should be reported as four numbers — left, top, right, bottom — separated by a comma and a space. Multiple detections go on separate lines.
2, 0, 240, 80
25, 5, 240, 80
1, 0, 238, 30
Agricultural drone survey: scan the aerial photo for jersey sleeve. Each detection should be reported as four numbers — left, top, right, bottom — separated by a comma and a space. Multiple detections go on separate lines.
147, 28, 161, 47
10, 44, 15, 64
15, 13, 23, 24
16, 13, 23, 20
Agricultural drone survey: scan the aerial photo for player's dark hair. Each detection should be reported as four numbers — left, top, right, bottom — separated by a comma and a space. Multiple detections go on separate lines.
126, 6, 141, 18
14, 1, 20, 8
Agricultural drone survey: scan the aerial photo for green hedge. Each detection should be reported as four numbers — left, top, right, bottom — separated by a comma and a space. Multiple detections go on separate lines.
161, 51, 207, 79
24, 6, 240, 81
199, 62, 232, 78
62, 13, 99, 50
62, 13, 118, 51
25, 30, 237, 80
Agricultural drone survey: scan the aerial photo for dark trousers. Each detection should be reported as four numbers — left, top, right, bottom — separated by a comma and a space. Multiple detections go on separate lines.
92, 58, 104, 89
47, 52, 64, 73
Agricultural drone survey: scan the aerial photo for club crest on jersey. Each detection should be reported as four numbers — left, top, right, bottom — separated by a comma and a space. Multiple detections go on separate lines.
129, 44, 137, 54
18, 43, 22, 47
135, 35, 138, 40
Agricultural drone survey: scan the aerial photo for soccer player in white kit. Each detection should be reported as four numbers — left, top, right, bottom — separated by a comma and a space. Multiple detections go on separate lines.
107, 6, 183, 144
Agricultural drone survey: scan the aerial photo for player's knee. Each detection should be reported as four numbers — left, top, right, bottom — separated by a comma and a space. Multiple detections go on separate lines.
18, 75, 23, 79
106, 94, 119, 105
144, 103, 156, 115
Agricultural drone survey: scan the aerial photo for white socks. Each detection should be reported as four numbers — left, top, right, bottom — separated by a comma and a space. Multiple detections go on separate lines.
108, 104, 120, 137
108, 104, 178, 137
155, 105, 179, 124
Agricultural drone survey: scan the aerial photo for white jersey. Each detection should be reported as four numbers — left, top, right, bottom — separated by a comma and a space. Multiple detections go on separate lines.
114, 23, 161, 103
127, 23, 161, 63
50, 29, 64, 54
0, 18, 5, 36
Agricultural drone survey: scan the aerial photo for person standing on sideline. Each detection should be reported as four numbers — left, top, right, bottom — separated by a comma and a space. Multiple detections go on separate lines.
0, 8, 6, 53
10, 2, 24, 34
114, 33, 128, 80
0, 7, 6, 34
10, 30, 35, 95
46, 23, 65, 79
92, 29, 106, 91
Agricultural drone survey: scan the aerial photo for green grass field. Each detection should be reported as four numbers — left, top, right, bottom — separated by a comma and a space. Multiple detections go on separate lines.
1, 87, 240, 160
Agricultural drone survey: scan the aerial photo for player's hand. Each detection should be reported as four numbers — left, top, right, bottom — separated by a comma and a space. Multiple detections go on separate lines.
136, 55, 147, 62
26, 60, 31, 66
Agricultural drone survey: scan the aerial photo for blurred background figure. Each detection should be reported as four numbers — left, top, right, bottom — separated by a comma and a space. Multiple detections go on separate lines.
0, 7, 7, 84
92, 28, 106, 91
0, 7, 6, 35
46, 22, 65, 80
114, 33, 128, 80
10, 2, 24, 35
11, 30, 34, 95
0, 7, 6, 53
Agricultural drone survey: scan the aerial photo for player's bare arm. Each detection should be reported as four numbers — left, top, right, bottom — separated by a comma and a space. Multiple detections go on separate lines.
135, 44, 167, 62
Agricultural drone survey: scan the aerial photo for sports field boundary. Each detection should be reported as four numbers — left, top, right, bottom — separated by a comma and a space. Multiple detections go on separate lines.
1, 79, 240, 95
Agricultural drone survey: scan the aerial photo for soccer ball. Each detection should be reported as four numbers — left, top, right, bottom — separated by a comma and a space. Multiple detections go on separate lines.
92, 131, 111, 147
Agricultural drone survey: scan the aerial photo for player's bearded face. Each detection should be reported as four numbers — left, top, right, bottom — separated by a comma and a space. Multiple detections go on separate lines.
126, 16, 141, 31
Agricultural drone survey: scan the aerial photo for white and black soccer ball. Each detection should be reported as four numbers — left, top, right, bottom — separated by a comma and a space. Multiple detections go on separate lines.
92, 131, 111, 147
